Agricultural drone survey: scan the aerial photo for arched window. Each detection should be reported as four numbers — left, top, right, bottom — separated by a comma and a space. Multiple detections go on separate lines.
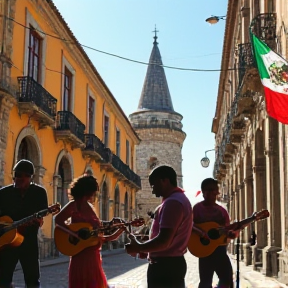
114, 185, 120, 217
18, 138, 29, 161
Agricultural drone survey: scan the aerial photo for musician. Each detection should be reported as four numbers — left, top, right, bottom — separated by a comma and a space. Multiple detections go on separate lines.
54, 174, 125, 288
192, 178, 238, 288
125, 165, 193, 288
0, 159, 48, 288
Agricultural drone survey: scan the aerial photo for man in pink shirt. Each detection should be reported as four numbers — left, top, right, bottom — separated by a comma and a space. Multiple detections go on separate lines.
193, 178, 238, 288
125, 165, 193, 288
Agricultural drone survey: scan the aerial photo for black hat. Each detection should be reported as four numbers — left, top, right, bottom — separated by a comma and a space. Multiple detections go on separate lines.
13, 159, 35, 176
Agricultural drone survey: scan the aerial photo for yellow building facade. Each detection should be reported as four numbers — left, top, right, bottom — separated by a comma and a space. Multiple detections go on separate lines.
0, 0, 141, 258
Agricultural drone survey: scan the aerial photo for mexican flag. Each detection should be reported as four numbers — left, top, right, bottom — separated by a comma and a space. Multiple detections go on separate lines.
250, 33, 288, 124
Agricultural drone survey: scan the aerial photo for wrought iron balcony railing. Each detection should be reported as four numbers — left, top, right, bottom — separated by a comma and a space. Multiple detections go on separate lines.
84, 134, 111, 162
111, 154, 141, 188
238, 43, 257, 85
83, 134, 141, 188
17, 76, 57, 118
214, 91, 240, 177
250, 13, 277, 50
56, 111, 85, 143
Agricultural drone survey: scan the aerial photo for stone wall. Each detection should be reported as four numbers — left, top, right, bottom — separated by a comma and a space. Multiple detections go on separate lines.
134, 126, 185, 220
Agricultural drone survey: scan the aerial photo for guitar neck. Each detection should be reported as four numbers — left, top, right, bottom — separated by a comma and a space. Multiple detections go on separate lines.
5, 208, 50, 232
235, 216, 256, 230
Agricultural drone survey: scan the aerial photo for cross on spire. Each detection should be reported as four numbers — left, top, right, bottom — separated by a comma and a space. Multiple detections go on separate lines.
153, 25, 159, 44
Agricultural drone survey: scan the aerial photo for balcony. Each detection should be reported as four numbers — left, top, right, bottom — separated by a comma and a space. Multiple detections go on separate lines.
17, 76, 57, 128
83, 134, 110, 162
250, 13, 277, 50
55, 111, 85, 149
100, 153, 141, 189
237, 43, 257, 86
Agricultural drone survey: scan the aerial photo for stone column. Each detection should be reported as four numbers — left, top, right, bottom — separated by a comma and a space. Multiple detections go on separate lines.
252, 164, 267, 271
242, 175, 254, 266
262, 119, 282, 277
34, 165, 46, 185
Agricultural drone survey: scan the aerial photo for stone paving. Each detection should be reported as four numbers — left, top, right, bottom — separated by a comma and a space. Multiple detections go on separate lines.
12, 250, 288, 288
12, 251, 216, 288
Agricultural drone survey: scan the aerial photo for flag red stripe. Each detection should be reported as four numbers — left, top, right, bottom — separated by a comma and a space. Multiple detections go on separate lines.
263, 86, 288, 124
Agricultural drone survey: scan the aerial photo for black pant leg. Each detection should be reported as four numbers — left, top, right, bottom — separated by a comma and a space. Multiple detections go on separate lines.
214, 248, 233, 288
0, 247, 19, 288
19, 238, 40, 288
198, 255, 215, 288
147, 257, 186, 288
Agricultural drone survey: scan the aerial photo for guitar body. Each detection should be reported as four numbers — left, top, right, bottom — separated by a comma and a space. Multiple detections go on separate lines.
188, 222, 227, 258
0, 216, 24, 249
54, 222, 100, 256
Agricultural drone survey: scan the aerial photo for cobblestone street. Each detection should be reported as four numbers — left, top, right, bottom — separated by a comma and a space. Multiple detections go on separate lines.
12, 251, 218, 288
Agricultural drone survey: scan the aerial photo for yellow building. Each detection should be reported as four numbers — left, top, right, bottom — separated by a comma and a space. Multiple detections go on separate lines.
0, 0, 141, 258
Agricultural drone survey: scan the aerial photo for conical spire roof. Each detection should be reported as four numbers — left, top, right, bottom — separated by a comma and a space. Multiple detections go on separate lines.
137, 32, 174, 112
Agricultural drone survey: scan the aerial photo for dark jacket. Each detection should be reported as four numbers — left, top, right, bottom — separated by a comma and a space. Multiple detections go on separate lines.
0, 183, 48, 238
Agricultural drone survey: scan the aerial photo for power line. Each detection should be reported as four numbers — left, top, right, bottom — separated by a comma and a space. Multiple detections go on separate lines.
7, 16, 242, 72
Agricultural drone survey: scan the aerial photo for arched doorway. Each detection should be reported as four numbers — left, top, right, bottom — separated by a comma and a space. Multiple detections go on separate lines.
114, 184, 120, 217
54, 151, 73, 208
124, 192, 129, 220
101, 181, 109, 220
16, 136, 42, 184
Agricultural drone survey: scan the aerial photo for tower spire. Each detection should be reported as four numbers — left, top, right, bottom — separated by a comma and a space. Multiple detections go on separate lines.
137, 28, 174, 112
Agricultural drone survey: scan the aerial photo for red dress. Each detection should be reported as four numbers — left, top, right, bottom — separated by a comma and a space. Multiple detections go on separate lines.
68, 209, 108, 288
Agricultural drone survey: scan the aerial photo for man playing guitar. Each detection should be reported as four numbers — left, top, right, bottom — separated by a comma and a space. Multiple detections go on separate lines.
192, 178, 239, 288
0, 159, 48, 288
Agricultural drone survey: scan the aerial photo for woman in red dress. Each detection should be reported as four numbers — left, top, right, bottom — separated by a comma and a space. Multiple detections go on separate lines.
55, 175, 125, 288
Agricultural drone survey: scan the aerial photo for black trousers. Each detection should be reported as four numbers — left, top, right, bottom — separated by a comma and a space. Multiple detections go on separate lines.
0, 238, 40, 288
147, 256, 187, 288
198, 246, 233, 288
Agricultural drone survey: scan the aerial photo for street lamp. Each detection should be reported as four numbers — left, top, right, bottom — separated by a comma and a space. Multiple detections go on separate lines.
205, 15, 226, 24
200, 149, 215, 168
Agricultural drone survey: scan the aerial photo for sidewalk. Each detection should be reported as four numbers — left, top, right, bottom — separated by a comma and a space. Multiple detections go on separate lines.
15, 247, 126, 271
230, 256, 288, 288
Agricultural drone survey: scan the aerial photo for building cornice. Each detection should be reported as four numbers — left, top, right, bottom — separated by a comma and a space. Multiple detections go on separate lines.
212, 0, 239, 134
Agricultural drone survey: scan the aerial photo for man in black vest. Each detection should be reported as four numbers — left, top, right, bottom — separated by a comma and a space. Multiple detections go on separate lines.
0, 159, 48, 288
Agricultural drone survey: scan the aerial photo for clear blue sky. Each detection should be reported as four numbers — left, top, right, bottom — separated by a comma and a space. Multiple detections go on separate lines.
52, 0, 228, 204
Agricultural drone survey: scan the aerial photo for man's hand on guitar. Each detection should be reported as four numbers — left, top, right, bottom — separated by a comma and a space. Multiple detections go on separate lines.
125, 233, 141, 257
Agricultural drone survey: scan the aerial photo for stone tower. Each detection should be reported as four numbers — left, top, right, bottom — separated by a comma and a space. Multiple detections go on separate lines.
129, 31, 186, 219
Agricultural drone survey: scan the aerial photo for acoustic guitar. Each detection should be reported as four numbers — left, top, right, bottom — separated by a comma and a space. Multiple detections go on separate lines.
188, 209, 269, 258
0, 203, 61, 249
54, 218, 144, 256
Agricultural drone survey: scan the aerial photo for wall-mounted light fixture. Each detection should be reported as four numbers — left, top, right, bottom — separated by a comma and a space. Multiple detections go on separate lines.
200, 149, 215, 168
205, 15, 226, 24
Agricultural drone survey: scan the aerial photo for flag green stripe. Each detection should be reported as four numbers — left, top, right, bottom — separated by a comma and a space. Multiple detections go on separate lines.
251, 34, 270, 79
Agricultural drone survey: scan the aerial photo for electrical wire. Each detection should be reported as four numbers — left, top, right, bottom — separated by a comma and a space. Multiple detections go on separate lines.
7, 16, 242, 73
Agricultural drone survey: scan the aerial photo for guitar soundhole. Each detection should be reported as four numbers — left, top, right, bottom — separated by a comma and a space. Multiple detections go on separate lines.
208, 228, 221, 240
68, 235, 80, 245
200, 237, 210, 246
78, 228, 91, 240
